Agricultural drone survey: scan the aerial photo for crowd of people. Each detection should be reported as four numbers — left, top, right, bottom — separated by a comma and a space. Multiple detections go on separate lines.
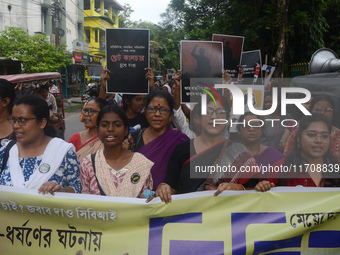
0, 66, 339, 202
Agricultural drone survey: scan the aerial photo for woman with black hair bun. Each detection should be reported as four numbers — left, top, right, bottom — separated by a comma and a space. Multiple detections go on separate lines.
0, 95, 81, 195
0, 78, 16, 147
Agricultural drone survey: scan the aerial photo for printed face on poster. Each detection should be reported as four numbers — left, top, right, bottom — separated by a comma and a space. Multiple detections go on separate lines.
212, 34, 244, 80
181, 41, 223, 103
106, 29, 150, 94
229, 84, 264, 133
240, 50, 263, 85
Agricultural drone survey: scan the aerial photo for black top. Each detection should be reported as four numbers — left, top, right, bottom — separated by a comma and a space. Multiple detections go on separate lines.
164, 139, 258, 194
128, 112, 149, 130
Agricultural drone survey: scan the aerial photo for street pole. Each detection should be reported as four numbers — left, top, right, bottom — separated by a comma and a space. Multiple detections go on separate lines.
54, 0, 60, 47
2, 0, 4, 31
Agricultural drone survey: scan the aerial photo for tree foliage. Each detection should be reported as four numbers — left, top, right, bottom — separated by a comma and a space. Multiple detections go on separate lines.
0, 27, 72, 73
167, 0, 337, 77
120, 0, 339, 77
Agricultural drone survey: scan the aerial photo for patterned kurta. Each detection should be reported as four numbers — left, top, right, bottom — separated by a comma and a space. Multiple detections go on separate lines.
80, 150, 153, 198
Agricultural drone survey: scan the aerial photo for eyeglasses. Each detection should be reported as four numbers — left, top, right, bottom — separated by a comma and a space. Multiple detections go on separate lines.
83, 108, 100, 116
304, 131, 331, 142
313, 107, 333, 113
146, 106, 171, 115
206, 108, 227, 118
7, 117, 38, 126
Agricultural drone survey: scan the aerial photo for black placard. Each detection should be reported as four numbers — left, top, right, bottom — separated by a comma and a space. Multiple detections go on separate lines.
106, 28, 150, 94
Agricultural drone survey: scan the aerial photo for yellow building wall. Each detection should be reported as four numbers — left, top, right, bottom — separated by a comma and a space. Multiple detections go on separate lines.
84, 0, 123, 69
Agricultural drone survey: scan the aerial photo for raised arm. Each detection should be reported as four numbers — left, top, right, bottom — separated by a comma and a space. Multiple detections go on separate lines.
98, 69, 111, 100
145, 67, 156, 91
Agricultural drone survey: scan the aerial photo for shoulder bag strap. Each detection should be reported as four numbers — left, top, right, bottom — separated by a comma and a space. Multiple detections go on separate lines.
91, 152, 106, 196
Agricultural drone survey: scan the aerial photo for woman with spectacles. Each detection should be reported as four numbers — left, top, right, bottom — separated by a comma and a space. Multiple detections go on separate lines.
284, 95, 340, 158
256, 114, 340, 191
238, 112, 285, 176
0, 95, 81, 194
151, 94, 260, 204
68, 97, 108, 161
127, 90, 189, 190
0, 79, 16, 147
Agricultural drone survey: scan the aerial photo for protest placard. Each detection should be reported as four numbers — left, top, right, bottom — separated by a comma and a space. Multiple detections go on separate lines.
181, 41, 223, 103
212, 34, 244, 80
240, 50, 263, 85
106, 28, 150, 94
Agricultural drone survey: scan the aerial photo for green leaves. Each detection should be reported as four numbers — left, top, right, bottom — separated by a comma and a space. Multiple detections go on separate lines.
0, 27, 72, 73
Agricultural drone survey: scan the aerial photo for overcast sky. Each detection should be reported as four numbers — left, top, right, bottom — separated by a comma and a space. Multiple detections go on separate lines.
121, 0, 171, 24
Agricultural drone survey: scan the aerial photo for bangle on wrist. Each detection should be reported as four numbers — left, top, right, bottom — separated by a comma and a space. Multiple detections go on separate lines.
239, 184, 245, 190
174, 87, 180, 90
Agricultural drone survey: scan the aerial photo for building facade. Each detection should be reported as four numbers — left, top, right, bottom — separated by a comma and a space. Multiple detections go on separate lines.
83, 0, 125, 68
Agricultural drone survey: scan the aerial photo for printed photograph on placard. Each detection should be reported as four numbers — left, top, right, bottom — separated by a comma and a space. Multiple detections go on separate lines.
240, 50, 263, 85
106, 28, 150, 94
181, 41, 223, 103
212, 34, 244, 80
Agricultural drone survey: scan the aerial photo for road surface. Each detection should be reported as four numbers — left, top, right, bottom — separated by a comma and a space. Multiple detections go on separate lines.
64, 109, 84, 141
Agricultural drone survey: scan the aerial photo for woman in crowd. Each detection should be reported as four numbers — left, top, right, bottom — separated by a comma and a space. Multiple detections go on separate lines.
0, 95, 81, 194
153, 94, 259, 203
80, 105, 153, 197
127, 90, 189, 190
238, 112, 285, 174
68, 97, 108, 161
260, 91, 292, 149
0, 79, 16, 147
256, 113, 340, 191
278, 95, 313, 152
38, 84, 58, 120
284, 95, 340, 157
122, 94, 148, 129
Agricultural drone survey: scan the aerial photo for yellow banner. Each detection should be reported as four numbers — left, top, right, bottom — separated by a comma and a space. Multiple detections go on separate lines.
1, 186, 340, 254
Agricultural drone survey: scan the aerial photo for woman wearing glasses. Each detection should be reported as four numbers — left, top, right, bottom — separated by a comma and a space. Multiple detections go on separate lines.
284, 95, 340, 158
127, 90, 189, 190
0, 95, 81, 194
152, 94, 259, 203
238, 112, 285, 175
256, 114, 340, 191
68, 97, 108, 161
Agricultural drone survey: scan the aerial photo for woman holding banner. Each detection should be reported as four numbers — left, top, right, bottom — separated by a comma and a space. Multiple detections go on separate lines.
0, 95, 81, 194
152, 93, 259, 203
127, 90, 189, 190
238, 112, 285, 173
256, 114, 340, 191
80, 105, 153, 197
